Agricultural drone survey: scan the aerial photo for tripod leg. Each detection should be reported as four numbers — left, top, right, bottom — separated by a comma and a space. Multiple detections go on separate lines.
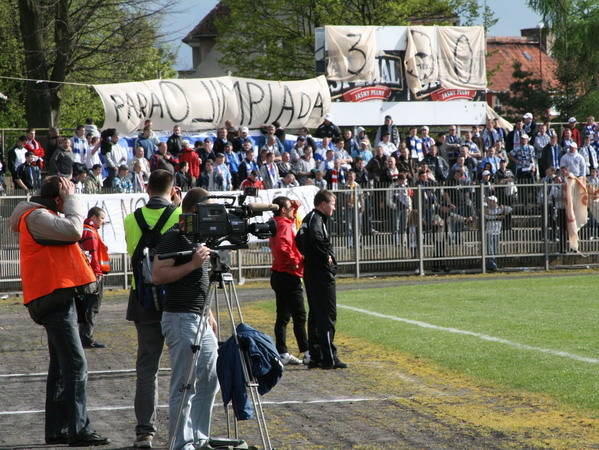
219, 274, 273, 450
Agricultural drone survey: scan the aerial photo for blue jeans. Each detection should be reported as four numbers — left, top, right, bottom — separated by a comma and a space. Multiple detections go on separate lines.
40, 299, 92, 441
486, 233, 499, 269
161, 312, 219, 450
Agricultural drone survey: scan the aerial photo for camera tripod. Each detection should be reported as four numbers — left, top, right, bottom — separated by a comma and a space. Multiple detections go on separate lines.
169, 251, 272, 450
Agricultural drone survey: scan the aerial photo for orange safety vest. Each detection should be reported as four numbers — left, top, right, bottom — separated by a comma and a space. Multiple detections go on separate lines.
19, 208, 96, 304
83, 223, 111, 273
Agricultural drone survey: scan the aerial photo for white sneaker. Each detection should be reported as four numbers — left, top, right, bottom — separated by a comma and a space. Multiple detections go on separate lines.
281, 354, 302, 365
134, 434, 153, 448
302, 353, 310, 365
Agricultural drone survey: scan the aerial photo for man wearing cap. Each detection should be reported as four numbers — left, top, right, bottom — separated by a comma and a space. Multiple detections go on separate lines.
523, 113, 538, 140
508, 134, 536, 180
375, 115, 400, 147
232, 127, 255, 153
560, 141, 586, 177
315, 114, 341, 139
178, 139, 200, 185
351, 139, 373, 163
566, 117, 581, 147
484, 195, 511, 271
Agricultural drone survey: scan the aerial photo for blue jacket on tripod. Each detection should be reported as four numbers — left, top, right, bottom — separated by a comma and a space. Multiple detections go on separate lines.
217, 323, 284, 420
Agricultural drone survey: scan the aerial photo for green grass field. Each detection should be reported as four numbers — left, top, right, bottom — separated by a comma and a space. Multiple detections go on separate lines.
261, 274, 599, 413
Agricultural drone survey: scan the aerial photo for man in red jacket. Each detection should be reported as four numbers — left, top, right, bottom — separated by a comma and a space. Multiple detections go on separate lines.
79, 207, 111, 348
178, 139, 201, 185
269, 196, 309, 365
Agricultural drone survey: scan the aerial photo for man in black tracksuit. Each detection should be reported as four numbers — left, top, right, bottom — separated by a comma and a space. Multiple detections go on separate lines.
296, 190, 347, 370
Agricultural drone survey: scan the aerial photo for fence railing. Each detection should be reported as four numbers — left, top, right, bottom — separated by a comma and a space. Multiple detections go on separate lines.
2, 183, 598, 293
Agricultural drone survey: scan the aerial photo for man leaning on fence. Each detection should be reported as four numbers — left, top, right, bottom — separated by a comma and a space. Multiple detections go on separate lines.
9, 176, 109, 447
124, 169, 182, 449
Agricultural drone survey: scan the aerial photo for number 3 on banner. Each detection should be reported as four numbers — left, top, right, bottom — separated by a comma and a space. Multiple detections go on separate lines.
347, 33, 366, 76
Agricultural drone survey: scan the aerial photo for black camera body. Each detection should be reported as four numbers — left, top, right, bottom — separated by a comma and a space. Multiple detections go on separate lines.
179, 194, 277, 250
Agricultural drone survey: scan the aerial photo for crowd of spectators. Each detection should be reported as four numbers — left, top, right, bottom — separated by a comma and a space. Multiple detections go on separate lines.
1, 114, 598, 207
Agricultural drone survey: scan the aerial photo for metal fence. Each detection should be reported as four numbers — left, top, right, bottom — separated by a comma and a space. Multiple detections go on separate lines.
2, 183, 599, 293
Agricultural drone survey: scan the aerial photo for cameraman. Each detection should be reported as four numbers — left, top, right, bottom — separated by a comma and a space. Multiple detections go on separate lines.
269, 196, 309, 366
152, 187, 219, 450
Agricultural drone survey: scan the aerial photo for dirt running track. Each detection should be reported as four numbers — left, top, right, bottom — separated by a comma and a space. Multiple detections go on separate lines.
1, 276, 598, 449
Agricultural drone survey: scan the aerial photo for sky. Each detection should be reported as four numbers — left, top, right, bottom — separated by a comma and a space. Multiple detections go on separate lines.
165, 0, 542, 71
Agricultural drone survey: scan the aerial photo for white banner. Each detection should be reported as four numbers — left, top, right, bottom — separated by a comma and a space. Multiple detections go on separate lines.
94, 76, 331, 135
325, 26, 379, 82
437, 27, 486, 91
79, 186, 319, 254
404, 26, 486, 98
404, 26, 440, 98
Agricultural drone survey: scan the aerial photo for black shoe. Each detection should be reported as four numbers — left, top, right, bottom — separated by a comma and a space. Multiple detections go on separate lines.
83, 340, 106, 349
69, 432, 110, 447
46, 434, 69, 445
307, 360, 321, 369
321, 359, 348, 370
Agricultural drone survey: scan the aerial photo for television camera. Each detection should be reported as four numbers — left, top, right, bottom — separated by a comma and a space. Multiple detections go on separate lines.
158, 189, 278, 264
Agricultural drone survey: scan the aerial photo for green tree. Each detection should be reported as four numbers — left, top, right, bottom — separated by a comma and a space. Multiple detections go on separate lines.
496, 61, 553, 121
526, 0, 599, 120
216, 0, 485, 80
15, 0, 178, 129
0, 0, 27, 128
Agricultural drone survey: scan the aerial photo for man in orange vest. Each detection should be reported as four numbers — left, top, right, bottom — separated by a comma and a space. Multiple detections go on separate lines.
79, 206, 111, 348
9, 176, 110, 447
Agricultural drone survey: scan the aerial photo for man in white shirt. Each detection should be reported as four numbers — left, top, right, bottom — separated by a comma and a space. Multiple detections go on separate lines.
377, 132, 398, 157
560, 142, 586, 177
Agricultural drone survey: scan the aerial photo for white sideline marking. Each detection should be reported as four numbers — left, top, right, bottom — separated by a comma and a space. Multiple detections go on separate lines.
339, 304, 599, 364
0, 398, 378, 416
